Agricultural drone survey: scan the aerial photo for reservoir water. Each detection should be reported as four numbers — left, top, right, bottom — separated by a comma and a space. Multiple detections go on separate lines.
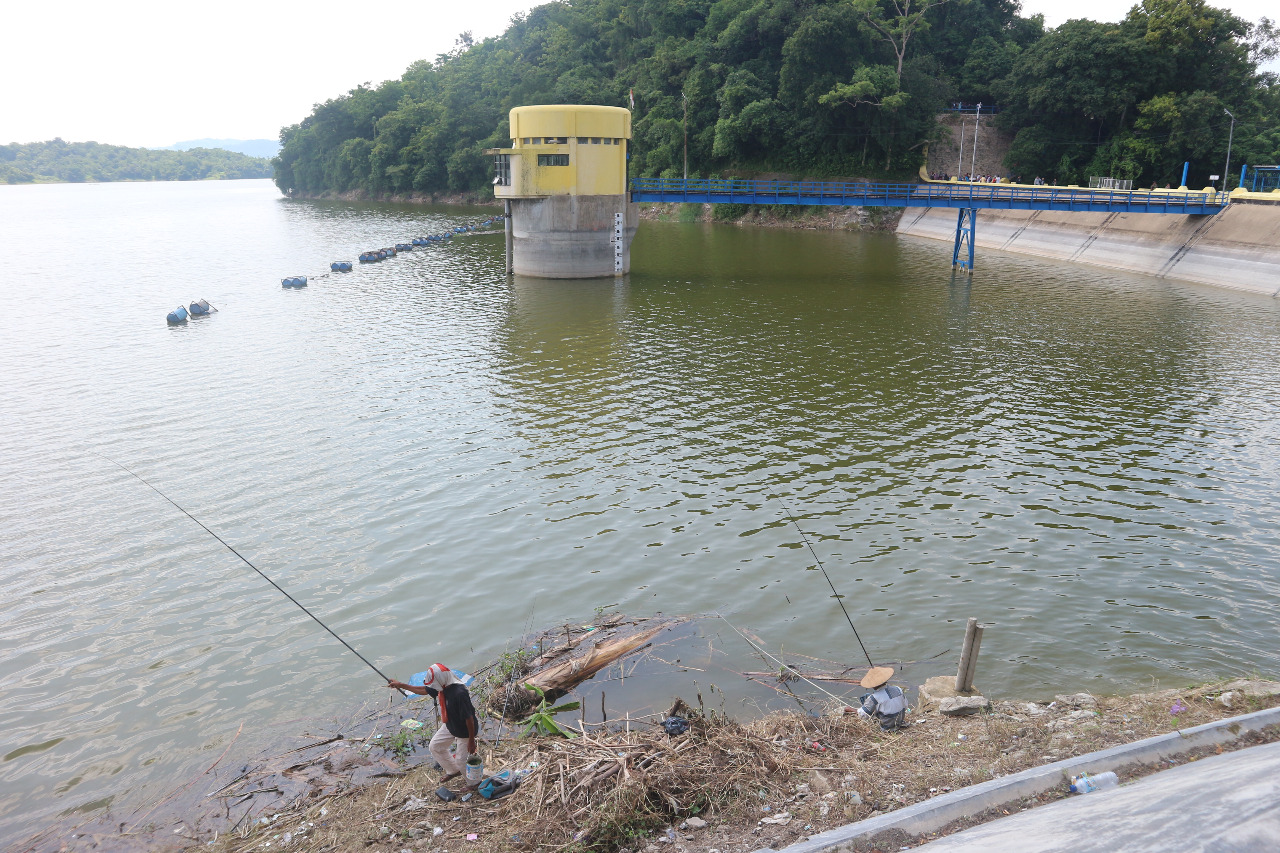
2, 179, 1278, 844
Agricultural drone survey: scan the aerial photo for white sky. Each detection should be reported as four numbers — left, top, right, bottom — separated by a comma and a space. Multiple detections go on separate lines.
1, 0, 1274, 149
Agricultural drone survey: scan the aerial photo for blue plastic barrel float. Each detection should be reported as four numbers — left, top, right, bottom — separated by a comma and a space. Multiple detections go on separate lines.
166, 305, 189, 324
359, 252, 377, 263
281, 276, 308, 288
331, 261, 353, 272
412, 237, 427, 246
395, 243, 412, 252
384, 247, 397, 257
188, 299, 216, 316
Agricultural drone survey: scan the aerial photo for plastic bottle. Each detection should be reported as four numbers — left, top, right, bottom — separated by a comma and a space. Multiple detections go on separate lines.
1069, 771, 1118, 793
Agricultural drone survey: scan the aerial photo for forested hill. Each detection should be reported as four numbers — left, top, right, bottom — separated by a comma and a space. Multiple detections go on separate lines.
276, 0, 1280, 197
0, 140, 273, 184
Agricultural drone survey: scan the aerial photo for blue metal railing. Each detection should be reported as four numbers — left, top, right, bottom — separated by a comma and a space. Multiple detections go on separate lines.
629, 178, 1228, 215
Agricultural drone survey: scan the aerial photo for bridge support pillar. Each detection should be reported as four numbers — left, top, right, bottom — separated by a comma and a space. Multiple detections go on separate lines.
952, 208, 976, 274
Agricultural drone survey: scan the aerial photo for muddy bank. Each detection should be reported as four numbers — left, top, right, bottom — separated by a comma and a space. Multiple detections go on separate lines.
199, 679, 1279, 853
637, 202, 903, 232
286, 189, 903, 233
27, 614, 1280, 853
286, 188, 501, 207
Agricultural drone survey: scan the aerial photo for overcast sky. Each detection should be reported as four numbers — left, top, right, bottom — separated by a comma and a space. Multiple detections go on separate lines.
2, 0, 1273, 149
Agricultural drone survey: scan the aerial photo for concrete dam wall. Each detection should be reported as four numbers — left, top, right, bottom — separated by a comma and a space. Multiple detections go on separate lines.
897, 202, 1280, 297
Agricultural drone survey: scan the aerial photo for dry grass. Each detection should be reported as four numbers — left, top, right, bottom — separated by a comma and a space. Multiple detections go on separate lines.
204, 679, 1280, 853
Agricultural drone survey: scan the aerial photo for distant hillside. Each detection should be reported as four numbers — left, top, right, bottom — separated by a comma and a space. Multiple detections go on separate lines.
276, 0, 1279, 197
163, 138, 280, 159
0, 139, 273, 184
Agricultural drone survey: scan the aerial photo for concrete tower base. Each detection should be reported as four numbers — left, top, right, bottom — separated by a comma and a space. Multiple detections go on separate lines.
509, 195, 638, 278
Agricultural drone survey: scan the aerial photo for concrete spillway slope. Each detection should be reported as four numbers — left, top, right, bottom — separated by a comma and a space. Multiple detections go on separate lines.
897, 202, 1280, 297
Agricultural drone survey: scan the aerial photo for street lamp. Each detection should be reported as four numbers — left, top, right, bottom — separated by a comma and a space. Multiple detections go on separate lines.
970, 103, 981, 181
682, 91, 688, 182
1222, 108, 1235, 193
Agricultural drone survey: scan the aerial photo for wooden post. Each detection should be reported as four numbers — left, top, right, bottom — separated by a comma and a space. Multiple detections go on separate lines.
956, 618, 979, 692
961, 624, 984, 693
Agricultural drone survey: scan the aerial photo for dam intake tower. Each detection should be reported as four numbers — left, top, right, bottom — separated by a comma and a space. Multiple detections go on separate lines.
489, 105, 638, 279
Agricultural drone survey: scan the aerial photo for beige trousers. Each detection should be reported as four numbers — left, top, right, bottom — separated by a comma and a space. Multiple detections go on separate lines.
429, 723, 470, 775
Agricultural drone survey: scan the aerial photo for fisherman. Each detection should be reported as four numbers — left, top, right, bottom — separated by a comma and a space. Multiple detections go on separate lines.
857, 666, 907, 730
388, 663, 479, 785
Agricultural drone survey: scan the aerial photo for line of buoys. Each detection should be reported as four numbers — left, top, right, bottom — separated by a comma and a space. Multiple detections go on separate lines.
263, 215, 507, 307
167, 299, 217, 324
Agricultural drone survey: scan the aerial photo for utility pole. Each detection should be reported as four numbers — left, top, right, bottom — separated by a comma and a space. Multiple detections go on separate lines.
1222, 108, 1235, 193
970, 103, 981, 180
682, 91, 688, 181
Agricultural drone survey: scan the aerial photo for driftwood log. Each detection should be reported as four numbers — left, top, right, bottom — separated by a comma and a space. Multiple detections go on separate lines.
494, 618, 677, 717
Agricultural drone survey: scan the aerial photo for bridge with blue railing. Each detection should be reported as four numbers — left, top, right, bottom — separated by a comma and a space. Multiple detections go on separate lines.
629, 178, 1228, 272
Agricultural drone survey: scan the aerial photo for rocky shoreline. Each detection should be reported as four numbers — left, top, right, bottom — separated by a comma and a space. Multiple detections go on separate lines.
194, 678, 1278, 853
636, 201, 904, 232
37, 678, 1275, 852
29, 611, 1280, 853
283, 189, 905, 234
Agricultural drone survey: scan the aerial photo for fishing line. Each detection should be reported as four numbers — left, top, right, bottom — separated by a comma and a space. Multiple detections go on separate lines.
716, 613, 850, 706
773, 497, 876, 669
94, 452, 393, 685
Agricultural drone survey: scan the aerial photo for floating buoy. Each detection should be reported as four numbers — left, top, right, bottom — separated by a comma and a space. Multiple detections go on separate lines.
395, 243, 412, 252
167, 305, 189, 324
188, 299, 217, 316
359, 252, 377, 263
331, 261, 353, 272
282, 276, 308, 288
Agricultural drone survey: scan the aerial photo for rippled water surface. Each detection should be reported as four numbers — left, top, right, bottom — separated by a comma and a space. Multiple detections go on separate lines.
2, 180, 1279, 843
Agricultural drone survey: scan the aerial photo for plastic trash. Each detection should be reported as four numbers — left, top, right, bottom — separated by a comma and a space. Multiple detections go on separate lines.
662, 716, 690, 736
1069, 771, 1118, 793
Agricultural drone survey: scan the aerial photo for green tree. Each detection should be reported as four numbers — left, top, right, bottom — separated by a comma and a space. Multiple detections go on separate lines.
849, 0, 952, 84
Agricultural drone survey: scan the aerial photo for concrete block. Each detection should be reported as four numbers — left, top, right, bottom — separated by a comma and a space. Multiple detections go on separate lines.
1053, 693, 1098, 709
939, 696, 988, 717
919, 675, 983, 709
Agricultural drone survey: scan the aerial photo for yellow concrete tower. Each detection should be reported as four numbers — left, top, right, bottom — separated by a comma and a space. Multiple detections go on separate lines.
489, 105, 638, 279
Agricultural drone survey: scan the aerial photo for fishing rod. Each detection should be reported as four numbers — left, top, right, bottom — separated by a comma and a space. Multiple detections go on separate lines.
94, 452, 393, 685
775, 498, 876, 669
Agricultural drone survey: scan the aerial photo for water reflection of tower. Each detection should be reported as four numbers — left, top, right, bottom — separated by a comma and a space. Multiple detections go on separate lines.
494, 276, 634, 448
